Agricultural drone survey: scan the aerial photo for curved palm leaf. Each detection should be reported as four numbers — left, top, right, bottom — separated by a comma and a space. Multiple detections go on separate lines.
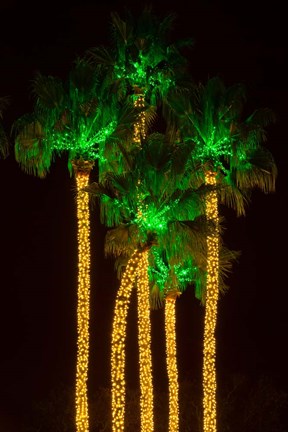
0, 96, 10, 159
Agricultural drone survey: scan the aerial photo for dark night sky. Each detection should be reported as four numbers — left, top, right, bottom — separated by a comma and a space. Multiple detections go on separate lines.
1, 0, 287, 430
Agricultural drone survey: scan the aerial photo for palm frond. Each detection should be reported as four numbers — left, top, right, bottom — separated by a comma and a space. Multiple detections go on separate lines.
218, 246, 240, 295
104, 224, 138, 258
0, 96, 10, 158
246, 107, 276, 129
219, 175, 250, 217
149, 283, 165, 310
85, 45, 116, 68
111, 10, 134, 46
164, 218, 207, 267
32, 72, 65, 112
13, 116, 53, 178
235, 147, 277, 193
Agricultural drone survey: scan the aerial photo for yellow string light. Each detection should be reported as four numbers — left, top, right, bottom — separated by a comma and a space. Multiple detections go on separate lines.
203, 171, 219, 432
137, 250, 154, 432
111, 250, 141, 432
165, 296, 179, 432
75, 169, 92, 432
133, 95, 146, 146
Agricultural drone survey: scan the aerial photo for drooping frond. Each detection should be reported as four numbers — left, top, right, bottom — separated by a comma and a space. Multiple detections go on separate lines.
218, 173, 250, 217
218, 245, 240, 293
245, 107, 276, 130
104, 224, 139, 258
32, 72, 65, 116
164, 218, 208, 268
13, 114, 53, 178
234, 146, 277, 193
0, 96, 10, 158
149, 283, 165, 310
110, 10, 134, 46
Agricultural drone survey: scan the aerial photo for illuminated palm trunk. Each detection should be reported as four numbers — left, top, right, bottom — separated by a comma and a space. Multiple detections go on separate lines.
165, 296, 179, 432
111, 250, 142, 432
73, 159, 94, 432
133, 94, 146, 145
137, 250, 154, 432
134, 94, 154, 431
203, 171, 219, 432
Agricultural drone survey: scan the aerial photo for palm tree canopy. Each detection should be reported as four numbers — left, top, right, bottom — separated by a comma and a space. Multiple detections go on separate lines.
12, 58, 138, 178
86, 6, 193, 106
167, 76, 278, 216
86, 131, 205, 235
85, 131, 237, 305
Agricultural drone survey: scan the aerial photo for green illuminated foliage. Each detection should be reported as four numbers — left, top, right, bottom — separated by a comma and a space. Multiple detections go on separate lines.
86, 6, 193, 107
12, 58, 137, 178
167, 76, 277, 216
85, 131, 214, 305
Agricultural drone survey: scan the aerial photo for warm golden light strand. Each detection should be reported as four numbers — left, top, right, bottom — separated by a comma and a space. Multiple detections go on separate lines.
165, 296, 179, 432
134, 95, 154, 431
111, 250, 141, 432
203, 171, 219, 432
75, 170, 91, 432
133, 95, 146, 146
137, 250, 154, 432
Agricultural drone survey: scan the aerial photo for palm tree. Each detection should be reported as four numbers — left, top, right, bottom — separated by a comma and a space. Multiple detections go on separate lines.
166, 76, 277, 432
12, 58, 136, 432
86, 5, 193, 117
85, 131, 208, 432
0, 96, 10, 158
149, 246, 205, 432
86, 10, 193, 429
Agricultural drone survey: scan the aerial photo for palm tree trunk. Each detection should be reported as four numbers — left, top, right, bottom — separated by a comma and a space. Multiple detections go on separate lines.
137, 250, 154, 432
203, 170, 219, 432
111, 250, 142, 432
133, 94, 146, 145
165, 296, 180, 432
134, 93, 154, 431
73, 159, 94, 432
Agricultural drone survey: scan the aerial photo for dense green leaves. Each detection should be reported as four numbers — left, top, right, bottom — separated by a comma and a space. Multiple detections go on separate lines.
86, 5, 192, 108
166, 76, 277, 216
12, 58, 137, 177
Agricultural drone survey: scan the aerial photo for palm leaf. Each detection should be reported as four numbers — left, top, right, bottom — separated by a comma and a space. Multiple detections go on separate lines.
0, 96, 10, 158
104, 224, 138, 258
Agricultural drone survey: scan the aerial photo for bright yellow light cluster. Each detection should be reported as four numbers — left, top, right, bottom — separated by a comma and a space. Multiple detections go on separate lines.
111, 250, 141, 432
133, 95, 146, 145
165, 296, 179, 432
137, 250, 154, 432
75, 171, 91, 432
203, 171, 219, 432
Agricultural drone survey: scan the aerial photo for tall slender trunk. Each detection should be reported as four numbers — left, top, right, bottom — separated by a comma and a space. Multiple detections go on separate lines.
137, 250, 154, 432
73, 159, 94, 432
165, 295, 180, 432
134, 93, 154, 431
203, 170, 219, 432
111, 250, 142, 432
